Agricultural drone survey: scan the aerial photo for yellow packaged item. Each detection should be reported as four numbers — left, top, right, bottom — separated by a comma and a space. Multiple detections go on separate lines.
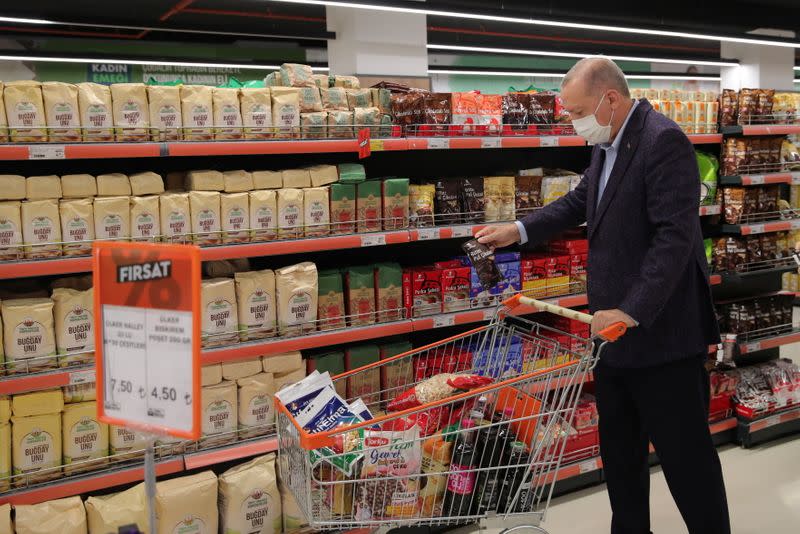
237, 373, 275, 438
129, 171, 165, 196
109, 425, 147, 460
251, 170, 282, 189
12, 413, 62, 483
62, 401, 108, 474
222, 358, 262, 381
12, 389, 64, 417
14, 496, 86, 534
219, 454, 282, 533
263, 351, 303, 375
61, 174, 97, 198
0, 175, 25, 200
2, 298, 57, 373
21, 199, 62, 259
51, 287, 94, 365
201, 380, 237, 448
96, 173, 131, 197
85, 482, 147, 534
156, 470, 218, 534
221, 192, 250, 244
202, 363, 223, 386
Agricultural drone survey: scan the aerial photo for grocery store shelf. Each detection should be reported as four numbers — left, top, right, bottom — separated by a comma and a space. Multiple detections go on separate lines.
699, 204, 721, 217
168, 139, 364, 157
687, 134, 723, 144
0, 256, 92, 280
722, 219, 800, 235
738, 328, 800, 354
712, 262, 797, 286
719, 172, 800, 186
0, 365, 94, 395
184, 435, 278, 470
744, 405, 800, 433
721, 124, 800, 136
406, 136, 586, 150
0, 143, 163, 161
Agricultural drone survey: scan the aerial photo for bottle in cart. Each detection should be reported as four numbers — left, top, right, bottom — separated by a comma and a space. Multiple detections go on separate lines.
475, 407, 516, 514
496, 441, 530, 514
442, 418, 480, 518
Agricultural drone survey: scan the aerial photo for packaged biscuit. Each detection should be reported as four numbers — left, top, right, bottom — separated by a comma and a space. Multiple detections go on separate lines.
347, 265, 375, 326
51, 287, 94, 362
309, 164, 339, 187
93, 196, 130, 242
318, 269, 345, 331
276, 262, 318, 336
330, 183, 356, 235
147, 85, 182, 141
4, 80, 46, 142
271, 87, 300, 138
263, 351, 302, 375
213, 87, 244, 140
159, 192, 191, 243
42, 82, 81, 142
156, 471, 218, 532
62, 401, 108, 474
237, 373, 275, 438
187, 169, 224, 191
304, 187, 330, 237
61, 174, 97, 199
130, 195, 161, 242
235, 269, 277, 340
129, 171, 165, 196
97, 173, 131, 197
219, 454, 282, 534
357, 180, 381, 233
14, 496, 86, 534
181, 84, 214, 140
110, 83, 150, 141
298, 86, 323, 113
109, 424, 147, 460
77, 82, 113, 142
11, 413, 61, 484
221, 192, 250, 244
328, 110, 354, 138
201, 278, 238, 347
63, 381, 96, 404
222, 359, 262, 381
409, 184, 435, 227
2, 298, 56, 372
26, 175, 62, 200
252, 170, 282, 189
201, 381, 237, 447
301, 111, 328, 138
249, 190, 278, 241
223, 169, 254, 193
321, 86, 349, 111
190, 190, 222, 245
240, 87, 273, 139
85, 483, 147, 534
0, 201, 22, 260
376, 262, 403, 322
0, 175, 25, 200
277, 188, 304, 239
281, 63, 316, 87
282, 168, 311, 189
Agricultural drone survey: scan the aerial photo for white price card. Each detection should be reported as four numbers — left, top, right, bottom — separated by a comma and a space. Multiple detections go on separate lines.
433, 314, 456, 328
790, 219, 800, 230
451, 226, 473, 238
763, 415, 782, 429
417, 228, 440, 240
28, 145, 65, 160
480, 137, 501, 149
744, 341, 761, 353
791, 172, 800, 185
483, 308, 496, 321
540, 136, 559, 147
69, 369, 95, 385
747, 224, 765, 235
579, 458, 599, 474
746, 175, 765, 185
427, 138, 450, 149
361, 234, 386, 247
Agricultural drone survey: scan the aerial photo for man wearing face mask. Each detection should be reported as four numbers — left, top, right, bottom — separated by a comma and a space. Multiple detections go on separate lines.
476, 57, 729, 534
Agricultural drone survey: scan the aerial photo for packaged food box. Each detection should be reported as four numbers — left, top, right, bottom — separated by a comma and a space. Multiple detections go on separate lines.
492, 260, 521, 301
306, 351, 346, 398
412, 268, 442, 317
470, 267, 497, 309
441, 266, 470, 312
318, 269, 346, 331
521, 255, 548, 298
375, 262, 403, 322
570, 254, 587, 292
379, 341, 413, 404
345, 344, 380, 405
346, 265, 376, 326
546, 255, 570, 296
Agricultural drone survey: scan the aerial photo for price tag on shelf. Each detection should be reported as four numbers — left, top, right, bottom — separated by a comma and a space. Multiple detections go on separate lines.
746, 175, 765, 185
791, 172, 800, 185
417, 228, 440, 240
427, 138, 450, 149
763, 414, 782, 429
69, 369, 95, 385
744, 341, 762, 353
94, 242, 201, 440
579, 458, 599, 474
480, 137, 501, 149
451, 226, 473, 238
369, 139, 385, 152
747, 224, 765, 235
433, 315, 456, 328
361, 234, 386, 247
540, 136, 559, 147
28, 144, 65, 160
791, 220, 800, 230
483, 308, 496, 321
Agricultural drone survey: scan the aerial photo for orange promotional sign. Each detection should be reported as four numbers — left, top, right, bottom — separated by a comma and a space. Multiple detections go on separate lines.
93, 241, 201, 440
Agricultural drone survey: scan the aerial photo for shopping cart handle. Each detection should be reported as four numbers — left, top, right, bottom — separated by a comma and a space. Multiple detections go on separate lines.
598, 322, 627, 342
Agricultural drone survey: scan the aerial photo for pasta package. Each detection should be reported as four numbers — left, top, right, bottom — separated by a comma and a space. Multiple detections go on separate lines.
77, 82, 113, 141
213, 87, 244, 140
110, 83, 150, 141
42, 82, 81, 142
4, 81, 46, 142
147, 85, 182, 141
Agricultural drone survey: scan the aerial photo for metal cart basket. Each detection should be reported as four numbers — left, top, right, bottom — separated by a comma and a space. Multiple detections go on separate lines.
276, 295, 626, 533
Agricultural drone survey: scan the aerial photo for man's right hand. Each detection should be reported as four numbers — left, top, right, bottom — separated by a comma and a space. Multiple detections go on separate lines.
475, 223, 521, 250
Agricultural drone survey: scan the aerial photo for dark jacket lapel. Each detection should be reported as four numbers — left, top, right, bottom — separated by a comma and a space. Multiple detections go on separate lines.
586, 145, 604, 224
590, 99, 652, 240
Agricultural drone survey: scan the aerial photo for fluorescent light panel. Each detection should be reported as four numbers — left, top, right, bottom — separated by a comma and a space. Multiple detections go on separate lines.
0, 16, 54, 25
427, 44, 738, 68
0, 54, 329, 71
427, 68, 720, 81
268, 0, 800, 49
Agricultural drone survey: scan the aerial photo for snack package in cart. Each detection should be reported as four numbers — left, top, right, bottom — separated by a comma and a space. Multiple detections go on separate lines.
388, 373, 492, 412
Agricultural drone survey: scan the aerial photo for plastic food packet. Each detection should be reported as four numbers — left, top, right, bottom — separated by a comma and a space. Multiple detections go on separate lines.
409, 184, 435, 228
462, 239, 503, 289
276, 370, 332, 416
387, 373, 492, 411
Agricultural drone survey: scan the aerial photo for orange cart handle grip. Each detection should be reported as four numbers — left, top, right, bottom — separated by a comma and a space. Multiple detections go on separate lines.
598, 322, 627, 342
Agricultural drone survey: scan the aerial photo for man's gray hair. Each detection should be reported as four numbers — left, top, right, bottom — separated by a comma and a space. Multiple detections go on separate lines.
561, 57, 630, 98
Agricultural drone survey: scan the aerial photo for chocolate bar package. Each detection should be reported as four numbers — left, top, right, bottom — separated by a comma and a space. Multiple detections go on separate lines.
434, 179, 461, 225
529, 93, 556, 125
461, 238, 502, 290
460, 177, 485, 223
423, 93, 451, 135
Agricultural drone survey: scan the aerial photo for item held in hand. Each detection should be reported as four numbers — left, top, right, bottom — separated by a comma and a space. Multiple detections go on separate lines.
462, 238, 503, 290
387, 373, 493, 411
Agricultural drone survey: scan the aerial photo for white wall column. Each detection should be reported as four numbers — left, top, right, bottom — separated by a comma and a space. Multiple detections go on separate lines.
326, 7, 428, 77
721, 29, 796, 90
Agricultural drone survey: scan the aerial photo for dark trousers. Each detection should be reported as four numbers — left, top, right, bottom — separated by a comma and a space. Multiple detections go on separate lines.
593, 355, 731, 534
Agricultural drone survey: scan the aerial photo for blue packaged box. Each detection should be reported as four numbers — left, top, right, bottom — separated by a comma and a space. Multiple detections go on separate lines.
470, 267, 499, 308
490, 260, 522, 299
494, 251, 521, 263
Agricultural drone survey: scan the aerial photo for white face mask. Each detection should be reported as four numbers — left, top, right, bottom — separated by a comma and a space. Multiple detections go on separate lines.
572, 94, 614, 145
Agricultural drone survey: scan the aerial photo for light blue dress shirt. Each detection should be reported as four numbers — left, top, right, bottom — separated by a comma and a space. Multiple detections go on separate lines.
516, 99, 640, 245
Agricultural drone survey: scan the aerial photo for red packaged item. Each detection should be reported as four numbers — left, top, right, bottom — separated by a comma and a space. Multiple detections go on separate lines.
412, 268, 442, 317
402, 269, 414, 318
441, 267, 471, 312
387, 373, 493, 411
478, 94, 503, 136
521, 255, 548, 298
546, 255, 571, 296
433, 259, 463, 270
451, 91, 481, 136
550, 238, 589, 255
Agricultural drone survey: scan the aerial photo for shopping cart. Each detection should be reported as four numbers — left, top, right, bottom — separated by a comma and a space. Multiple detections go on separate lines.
276, 295, 626, 533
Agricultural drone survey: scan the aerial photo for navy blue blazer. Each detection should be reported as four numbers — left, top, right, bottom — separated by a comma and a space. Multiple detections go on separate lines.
521, 99, 720, 368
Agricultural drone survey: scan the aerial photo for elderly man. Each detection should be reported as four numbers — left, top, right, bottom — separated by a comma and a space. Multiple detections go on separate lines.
477, 58, 730, 534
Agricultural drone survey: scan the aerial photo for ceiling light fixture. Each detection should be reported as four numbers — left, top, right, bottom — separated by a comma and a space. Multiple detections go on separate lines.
267, 0, 800, 49
0, 16, 54, 25
0, 54, 329, 71
427, 44, 739, 68
427, 68, 721, 81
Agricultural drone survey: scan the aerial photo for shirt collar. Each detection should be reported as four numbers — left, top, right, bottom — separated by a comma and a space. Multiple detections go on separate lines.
600, 99, 639, 152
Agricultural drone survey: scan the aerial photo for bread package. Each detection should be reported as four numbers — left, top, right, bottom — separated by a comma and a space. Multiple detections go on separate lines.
59, 199, 94, 257
51, 287, 94, 363
96, 173, 131, 197
109, 425, 147, 460
223, 169, 254, 192
235, 269, 277, 341
276, 261, 318, 336
187, 169, 224, 191
219, 454, 282, 533
159, 192, 191, 243
181, 84, 213, 140
0, 201, 22, 260
201, 277, 238, 347
26, 175, 62, 200
190, 190, 222, 245
14, 496, 86, 534
282, 168, 311, 188
130, 195, 161, 242
221, 192, 250, 244
147, 84, 182, 141
129, 171, 165, 195
110, 83, 150, 141
93, 196, 131, 241
11, 413, 61, 483
271, 87, 300, 138
4, 80, 46, 142
42, 82, 81, 142
2, 298, 56, 372
304, 186, 330, 237
85, 483, 147, 534
156, 471, 218, 533
61, 174, 97, 198
249, 190, 278, 241
77, 82, 113, 142
252, 170, 282, 189
0, 175, 25, 200
201, 381, 237, 447
240, 87, 273, 139
61, 401, 108, 474
213, 87, 244, 140
22, 199, 62, 259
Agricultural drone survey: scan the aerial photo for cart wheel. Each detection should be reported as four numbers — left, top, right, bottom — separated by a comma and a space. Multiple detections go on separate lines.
499, 526, 550, 534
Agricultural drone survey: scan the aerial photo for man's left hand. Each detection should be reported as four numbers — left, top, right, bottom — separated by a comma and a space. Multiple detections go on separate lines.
591, 309, 637, 340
